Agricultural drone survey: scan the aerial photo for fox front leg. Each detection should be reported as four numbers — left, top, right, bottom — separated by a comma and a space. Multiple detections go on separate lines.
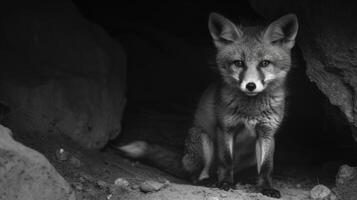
182, 127, 216, 187
255, 124, 281, 198
216, 127, 235, 191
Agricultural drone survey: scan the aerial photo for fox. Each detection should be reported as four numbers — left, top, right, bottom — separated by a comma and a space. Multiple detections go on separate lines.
117, 12, 298, 199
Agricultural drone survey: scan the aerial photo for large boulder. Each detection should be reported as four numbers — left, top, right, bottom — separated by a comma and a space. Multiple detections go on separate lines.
249, 0, 357, 139
0, 124, 75, 200
0, 1, 126, 148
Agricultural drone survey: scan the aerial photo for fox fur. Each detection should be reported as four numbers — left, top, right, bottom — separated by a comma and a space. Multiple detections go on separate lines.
118, 12, 298, 199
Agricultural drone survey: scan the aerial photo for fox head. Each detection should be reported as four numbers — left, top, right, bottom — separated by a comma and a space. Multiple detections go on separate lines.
208, 13, 298, 96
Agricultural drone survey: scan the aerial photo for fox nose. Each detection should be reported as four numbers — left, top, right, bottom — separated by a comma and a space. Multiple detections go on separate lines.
246, 82, 256, 92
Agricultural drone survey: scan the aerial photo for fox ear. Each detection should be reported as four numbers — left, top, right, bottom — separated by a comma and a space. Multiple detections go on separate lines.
263, 14, 298, 49
208, 12, 242, 48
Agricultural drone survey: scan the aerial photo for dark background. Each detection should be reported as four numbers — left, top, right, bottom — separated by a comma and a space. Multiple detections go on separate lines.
71, 0, 357, 166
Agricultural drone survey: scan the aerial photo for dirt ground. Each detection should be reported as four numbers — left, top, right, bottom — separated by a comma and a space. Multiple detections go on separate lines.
14, 132, 338, 200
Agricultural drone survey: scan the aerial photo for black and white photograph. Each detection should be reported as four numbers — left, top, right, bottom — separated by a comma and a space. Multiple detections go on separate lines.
0, 0, 356, 199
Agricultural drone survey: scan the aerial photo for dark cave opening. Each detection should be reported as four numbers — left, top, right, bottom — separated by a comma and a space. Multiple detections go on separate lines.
72, 0, 357, 186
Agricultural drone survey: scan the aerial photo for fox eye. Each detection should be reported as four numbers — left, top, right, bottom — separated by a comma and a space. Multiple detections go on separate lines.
260, 60, 271, 68
233, 60, 244, 68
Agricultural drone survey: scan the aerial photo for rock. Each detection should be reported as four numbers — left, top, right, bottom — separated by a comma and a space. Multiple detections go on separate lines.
72, 182, 84, 191
114, 178, 129, 188
327, 194, 337, 200
192, 190, 202, 195
219, 192, 228, 198
336, 164, 357, 185
310, 184, 332, 200
130, 184, 140, 190
69, 156, 81, 168
96, 180, 109, 189
249, 0, 357, 140
139, 180, 165, 193
109, 184, 129, 195
206, 196, 219, 200
55, 148, 69, 161
0, 124, 75, 200
106, 194, 113, 200
0, 0, 126, 149
158, 179, 171, 187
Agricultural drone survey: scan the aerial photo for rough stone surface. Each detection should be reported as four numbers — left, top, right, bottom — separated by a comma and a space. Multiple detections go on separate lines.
0, 124, 75, 200
206, 196, 220, 200
56, 148, 69, 161
336, 164, 357, 185
334, 165, 357, 200
0, 0, 126, 148
310, 184, 331, 200
114, 178, 130, 187
140, 180, 165, 193
249, 0, 357, 139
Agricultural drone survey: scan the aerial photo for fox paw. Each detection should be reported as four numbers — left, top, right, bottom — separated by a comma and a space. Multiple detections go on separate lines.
261, 188, 281, 198
197, 177, 217, 188
219, 182, 234, 191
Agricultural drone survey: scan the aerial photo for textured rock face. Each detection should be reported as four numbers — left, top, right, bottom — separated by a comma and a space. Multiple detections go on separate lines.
0, 125, 75, 200
0, 1, 126, 148
249, 0, 357, 137
335, 165, 357, 200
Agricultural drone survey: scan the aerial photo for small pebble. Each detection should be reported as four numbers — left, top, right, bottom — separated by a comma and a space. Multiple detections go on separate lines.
220, 192, 228, 198
310, 184, 331, 200
114, 178, 130, 187
329, 193, 337, 200
97, 180, 108, 188
110, 185, 129, 195
140, 180, 164, 193
55, 148, 68, 161
131, 184, 140, 190
192, 190, 202, 195
161, 179, 170, 185
69, 156, 81, 168
206, 196, 219, 200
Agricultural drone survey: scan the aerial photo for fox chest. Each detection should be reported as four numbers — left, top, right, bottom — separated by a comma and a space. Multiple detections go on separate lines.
221, 109, 264, 133
220, 99, 284, 132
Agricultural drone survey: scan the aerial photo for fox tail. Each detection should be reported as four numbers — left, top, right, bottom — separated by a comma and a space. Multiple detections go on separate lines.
115, 141, 189, 179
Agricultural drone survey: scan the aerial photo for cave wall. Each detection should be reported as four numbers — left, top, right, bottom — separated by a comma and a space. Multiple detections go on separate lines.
249, 0, 357, 141
0, 0, 126, 148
